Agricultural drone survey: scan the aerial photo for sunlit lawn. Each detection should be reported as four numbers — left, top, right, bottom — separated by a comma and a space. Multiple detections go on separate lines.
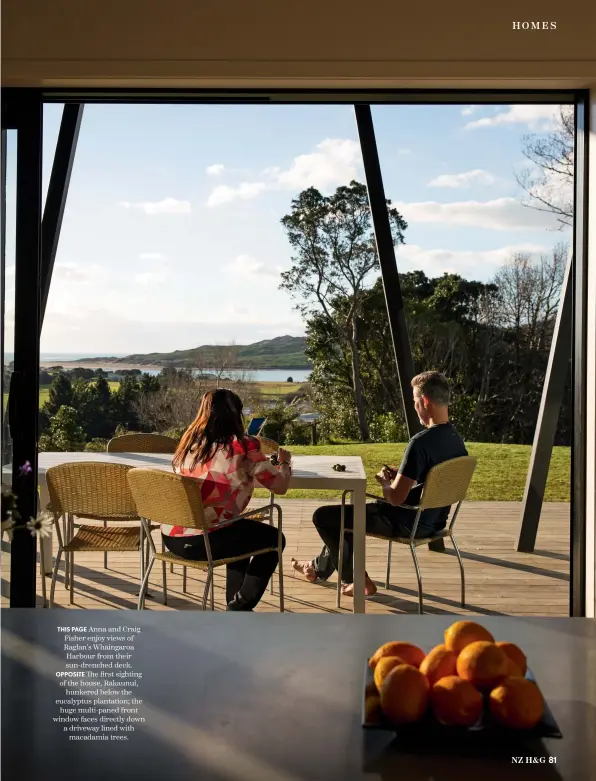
254, 442, 570, 503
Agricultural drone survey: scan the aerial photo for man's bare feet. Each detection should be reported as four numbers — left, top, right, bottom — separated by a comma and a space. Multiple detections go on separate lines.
341, 575, 377, 597
291, 558, 318, 582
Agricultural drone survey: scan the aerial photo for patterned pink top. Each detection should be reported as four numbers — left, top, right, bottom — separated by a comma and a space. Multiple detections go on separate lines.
162, 436, 287, 537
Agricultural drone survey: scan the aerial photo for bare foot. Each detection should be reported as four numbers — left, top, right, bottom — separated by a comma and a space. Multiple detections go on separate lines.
341, 575, 377, 597
291, 558, 318, 583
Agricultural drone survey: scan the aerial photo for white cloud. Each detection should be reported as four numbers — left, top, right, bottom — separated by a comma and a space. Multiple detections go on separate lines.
207, 182, 267, 207
273, 138, 361, 191
428, 169, 497, 189
394, 242, 549, 280
225, 254, 280, 281
135, 271, 168, 285
53, 263, 107, 284
398, 148, 412, 155
465, 105, 560, 131
138, 252, 164, 260
206, 138, 362, 207
393, 197, 561, 230
118, 198, 192, 214
461, 106, 476, 116
206, 164, 225, 176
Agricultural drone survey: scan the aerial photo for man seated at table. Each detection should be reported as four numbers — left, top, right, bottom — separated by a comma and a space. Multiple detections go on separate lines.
292, 371, 468, 597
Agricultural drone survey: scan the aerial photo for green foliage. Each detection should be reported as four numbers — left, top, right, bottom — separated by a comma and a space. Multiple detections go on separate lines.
39, 406, 86, 452
368, 412, 408, 444
84, 438, 109, 452
250, 399, 302, 444
283, 421, 312, 446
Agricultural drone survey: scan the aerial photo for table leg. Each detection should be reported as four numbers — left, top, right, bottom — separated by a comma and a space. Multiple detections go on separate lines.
41, 533, 53, 575
351, 482, 366, 614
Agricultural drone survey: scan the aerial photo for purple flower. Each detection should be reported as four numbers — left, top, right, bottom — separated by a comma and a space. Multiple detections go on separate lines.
19, 461, 33, 477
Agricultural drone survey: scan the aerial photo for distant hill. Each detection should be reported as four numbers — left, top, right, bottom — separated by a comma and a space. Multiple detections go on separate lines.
78, 336, 310, 370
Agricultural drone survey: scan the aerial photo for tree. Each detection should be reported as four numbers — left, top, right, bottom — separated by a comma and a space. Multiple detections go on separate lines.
280, 181, 407, 441
44, 373, 73, 416
210, 342, 239, 388
39, 406, 86, 452
515, 105, 574, 229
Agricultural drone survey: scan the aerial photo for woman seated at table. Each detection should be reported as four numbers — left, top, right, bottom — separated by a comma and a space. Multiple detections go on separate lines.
163, 388, 292, 611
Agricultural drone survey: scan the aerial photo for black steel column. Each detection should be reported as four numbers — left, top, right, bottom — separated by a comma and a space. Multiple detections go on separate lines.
354, 104, 422, 439
570, 94, 589, 617
517, 254, 573, 552
10, 93, 43, 607
40, 104, 83, 327
1, 127, 7, 445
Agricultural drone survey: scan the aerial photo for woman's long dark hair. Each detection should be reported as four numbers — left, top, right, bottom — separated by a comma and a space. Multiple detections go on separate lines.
173, 389, 248, 472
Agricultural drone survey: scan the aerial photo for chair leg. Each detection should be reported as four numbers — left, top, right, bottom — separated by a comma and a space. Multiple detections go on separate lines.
49, 547, 63, 608
210, 569, 215, 611
202, 570, 212, 611
39, 538, 48, 608
170, 563, 174, 574
336, 492, 348, 609
450, 532, 466, 608
162, 561, 168, 605
103, 520, 108, 569
70, 554, 75, 605
182, 567, 187, 594
62, 515, 70, 589
385, 540, 392, 590
269, 492, 275, 595
137, 558, 155, 610
409, 544, 424, 614
278, 544, 285, 613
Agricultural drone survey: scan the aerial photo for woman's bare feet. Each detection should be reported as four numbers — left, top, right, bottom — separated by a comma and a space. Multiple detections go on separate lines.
291, 558, 318, 582
341, 575, 377, 597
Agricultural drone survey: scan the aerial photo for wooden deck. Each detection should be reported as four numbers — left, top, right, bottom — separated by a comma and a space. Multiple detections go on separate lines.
1, 500, 570, 615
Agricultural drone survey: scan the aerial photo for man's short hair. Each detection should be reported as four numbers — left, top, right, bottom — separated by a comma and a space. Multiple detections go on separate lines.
411, 371, 450, 406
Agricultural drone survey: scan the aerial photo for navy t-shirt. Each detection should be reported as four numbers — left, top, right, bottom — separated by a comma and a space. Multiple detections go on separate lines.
388, 422, 468, 534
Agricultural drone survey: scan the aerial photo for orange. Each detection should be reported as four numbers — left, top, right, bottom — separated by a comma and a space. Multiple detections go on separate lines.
489, 677, 544, 729
364, 694, 382, 722
456, 641, 509, 690
369, 641, 425, 670
444, 621, 495, 655
504, 657, 524, 678
380, 665, 430, 725
374, 656, 410, 692
419, 644, 457, 685
431, 676, 484, 727
496, 641, 527, 676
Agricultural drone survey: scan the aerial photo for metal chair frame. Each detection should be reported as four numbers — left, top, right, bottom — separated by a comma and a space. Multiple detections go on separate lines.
337, 456, 477, 614
127, 469, 284, 612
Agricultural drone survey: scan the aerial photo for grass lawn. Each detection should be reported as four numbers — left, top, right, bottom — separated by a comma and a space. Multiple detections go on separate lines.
253, 442, 570, 503
252, 381, 303, 399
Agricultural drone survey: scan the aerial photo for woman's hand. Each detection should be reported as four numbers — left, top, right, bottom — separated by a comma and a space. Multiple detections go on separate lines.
278, 448, 292, 464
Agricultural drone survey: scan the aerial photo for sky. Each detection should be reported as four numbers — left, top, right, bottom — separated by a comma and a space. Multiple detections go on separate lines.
3, 103, 572, 355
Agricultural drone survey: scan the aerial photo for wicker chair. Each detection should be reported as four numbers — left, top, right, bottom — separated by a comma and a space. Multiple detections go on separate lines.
107, 432, 178, 454
127, 468, 284, 611
46, 462, 144, 608
255, 436, 279, 456
337, 456, 477, 614
106, 433, 177, 570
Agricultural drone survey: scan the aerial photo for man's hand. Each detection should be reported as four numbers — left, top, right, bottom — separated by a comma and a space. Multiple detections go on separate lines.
375, 467, 393, 486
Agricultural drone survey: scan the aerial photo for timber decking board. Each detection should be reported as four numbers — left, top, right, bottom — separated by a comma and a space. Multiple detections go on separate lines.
1, 500, 570, 615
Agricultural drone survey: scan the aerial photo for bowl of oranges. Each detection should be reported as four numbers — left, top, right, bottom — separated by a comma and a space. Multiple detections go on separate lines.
363, 620, 562, 740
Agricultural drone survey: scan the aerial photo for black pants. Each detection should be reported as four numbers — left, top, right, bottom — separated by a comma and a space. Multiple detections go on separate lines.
162, 519, 285, 610
312, 502, 433, 584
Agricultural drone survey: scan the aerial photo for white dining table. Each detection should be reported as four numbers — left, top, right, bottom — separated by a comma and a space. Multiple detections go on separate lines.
7, 451, 369, 613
